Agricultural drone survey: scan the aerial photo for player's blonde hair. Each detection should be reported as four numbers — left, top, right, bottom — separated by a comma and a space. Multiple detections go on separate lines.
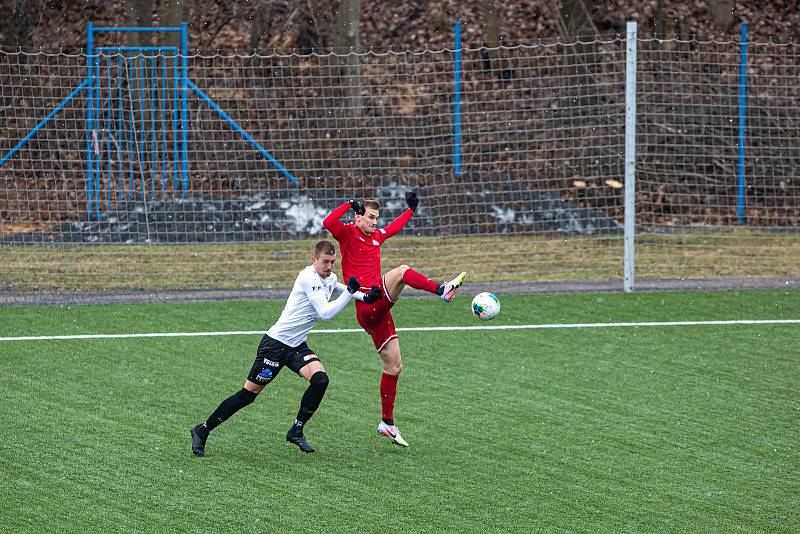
313, 240, 336, 257
363, 199, 380, 211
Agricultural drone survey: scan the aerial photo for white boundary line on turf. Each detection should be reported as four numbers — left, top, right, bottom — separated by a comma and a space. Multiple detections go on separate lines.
1, 319, 798, 342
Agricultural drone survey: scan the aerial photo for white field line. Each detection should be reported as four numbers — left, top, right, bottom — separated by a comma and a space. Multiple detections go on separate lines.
1, 319, 799, 342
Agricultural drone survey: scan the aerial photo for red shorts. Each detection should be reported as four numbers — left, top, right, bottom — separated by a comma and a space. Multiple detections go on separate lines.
355, 279, 397, 351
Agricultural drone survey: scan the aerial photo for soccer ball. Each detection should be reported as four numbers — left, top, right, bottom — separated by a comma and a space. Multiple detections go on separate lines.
471, 292, 500, 321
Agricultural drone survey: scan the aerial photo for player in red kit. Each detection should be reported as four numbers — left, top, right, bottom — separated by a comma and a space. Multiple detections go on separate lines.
323, 191, 466, 447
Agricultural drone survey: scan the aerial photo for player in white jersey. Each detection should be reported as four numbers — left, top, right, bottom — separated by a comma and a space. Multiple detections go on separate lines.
190, 240, 381, 455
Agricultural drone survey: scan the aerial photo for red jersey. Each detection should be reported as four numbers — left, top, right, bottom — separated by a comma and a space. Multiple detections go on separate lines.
323, 202, 413, 288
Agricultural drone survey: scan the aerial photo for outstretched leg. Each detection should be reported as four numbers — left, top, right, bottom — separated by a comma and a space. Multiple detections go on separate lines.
383, 264, 442, 301
190, 380, 262, 457
384, 265, 467, 303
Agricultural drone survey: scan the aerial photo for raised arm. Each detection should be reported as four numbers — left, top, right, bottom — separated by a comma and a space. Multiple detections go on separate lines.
380, 191, 418, 239
323, 201, 359, 241
381, 209, 413, 239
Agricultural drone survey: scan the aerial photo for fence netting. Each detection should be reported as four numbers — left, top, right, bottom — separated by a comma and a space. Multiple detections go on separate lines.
0, 35, 798, 300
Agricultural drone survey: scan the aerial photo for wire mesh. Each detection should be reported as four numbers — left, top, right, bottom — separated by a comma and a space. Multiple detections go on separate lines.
0, 35, 798, 301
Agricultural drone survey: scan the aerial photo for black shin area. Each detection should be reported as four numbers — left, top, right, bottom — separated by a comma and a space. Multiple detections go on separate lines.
205, 388, 258, 432
296, 371, 329, 425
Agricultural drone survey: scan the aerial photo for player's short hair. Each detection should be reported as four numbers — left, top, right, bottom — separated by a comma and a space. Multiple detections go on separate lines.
364, 199, 380, 211
313, 240, 336, 258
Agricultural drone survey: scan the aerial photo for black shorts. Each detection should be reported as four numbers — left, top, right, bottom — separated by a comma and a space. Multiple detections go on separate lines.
246, 335, 319, 385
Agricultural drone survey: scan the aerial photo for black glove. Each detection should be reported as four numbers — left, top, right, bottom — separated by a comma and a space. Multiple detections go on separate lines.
349, 199, 365, 216
405, 191, 419, 212
362, 285, 382, 304
346, 276, 360, 294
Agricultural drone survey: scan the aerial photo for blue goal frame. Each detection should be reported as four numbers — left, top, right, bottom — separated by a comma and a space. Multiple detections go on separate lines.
0, 22, 298, 220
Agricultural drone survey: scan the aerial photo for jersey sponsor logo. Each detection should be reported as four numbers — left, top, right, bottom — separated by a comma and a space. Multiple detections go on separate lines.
312, 285, 321, 291
262, 358, 280, 367
256, 368, 273, 382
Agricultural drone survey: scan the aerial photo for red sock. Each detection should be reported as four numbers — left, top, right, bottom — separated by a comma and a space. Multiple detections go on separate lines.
380, 372, 399, 422
402, 268, 440, 294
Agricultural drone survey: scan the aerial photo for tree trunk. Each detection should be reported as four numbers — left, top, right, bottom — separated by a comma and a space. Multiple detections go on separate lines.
6, 0, 37, 48
249, 0, 270, 51
332, 0, 362, 117
654, 0, 665, 40
157, 0, 185, 48
555, 0, 598, 109
125, 0, 154, 47
557, 0, 597, 40
708, 0, 735, 33
482, 0, 502, 75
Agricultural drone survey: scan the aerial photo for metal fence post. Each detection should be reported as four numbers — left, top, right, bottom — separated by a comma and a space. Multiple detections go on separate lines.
624, 21, 637, 293
737, 22, 748, 223
453, 22, 462, 175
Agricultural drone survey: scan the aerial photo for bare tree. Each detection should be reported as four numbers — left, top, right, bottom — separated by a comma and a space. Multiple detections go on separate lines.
332, 0, 361, 52
250, 0, 270, 51
332, 0, 362, 117
653, 0, 666, 39
481, 0, 501, 74
124, 0, 154, 47
708, 0, 735, 33
555, 0, 598, 40
157, 0, 185, 47
5, 0, 48, 48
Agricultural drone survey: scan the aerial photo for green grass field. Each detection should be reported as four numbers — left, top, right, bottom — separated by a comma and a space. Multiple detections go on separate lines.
2, 290, 799, 533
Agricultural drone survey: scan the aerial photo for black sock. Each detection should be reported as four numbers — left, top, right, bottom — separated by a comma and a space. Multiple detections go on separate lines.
204, 388, 258, 432
435, 283, 445, 296
382, 418, 395, 426
295, 371, 329, 425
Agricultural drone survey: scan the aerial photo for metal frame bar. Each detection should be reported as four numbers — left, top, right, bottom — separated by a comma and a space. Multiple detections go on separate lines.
171, 54, 180, 196
624, 21, 637, 293
116, 54, 124, 199
453, 22, 462, 175
737, 23, 748, 224
160, 55, 169, 198
0, 79, 89, 166
180, 23, 189, 197
87, 22, 95, 217
93, 27, 182, 33
149, 54, 157, 199
104, 54, 113, 211
186, 79, 298, 184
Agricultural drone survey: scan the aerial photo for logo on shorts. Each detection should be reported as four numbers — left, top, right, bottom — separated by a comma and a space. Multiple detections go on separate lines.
256, 368, 273, 382
263, 358, 279, 367
303, 355, 315, 361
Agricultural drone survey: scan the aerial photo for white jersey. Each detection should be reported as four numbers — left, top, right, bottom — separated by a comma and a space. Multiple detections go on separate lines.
266, 265, 357, 347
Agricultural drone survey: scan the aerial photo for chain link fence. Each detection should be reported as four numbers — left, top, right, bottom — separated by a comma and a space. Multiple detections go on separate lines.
1, 30, 798, 303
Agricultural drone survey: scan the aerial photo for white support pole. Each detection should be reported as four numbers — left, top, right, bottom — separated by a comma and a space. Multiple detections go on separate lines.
624, 20, 637, 293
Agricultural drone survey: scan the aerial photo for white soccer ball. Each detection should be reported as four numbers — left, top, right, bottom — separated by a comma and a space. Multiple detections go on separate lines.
471, 292, 500, 321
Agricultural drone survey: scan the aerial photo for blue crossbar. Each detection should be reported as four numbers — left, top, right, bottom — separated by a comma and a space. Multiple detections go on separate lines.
97, 46, 177, 52
93, 27, 183, 33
